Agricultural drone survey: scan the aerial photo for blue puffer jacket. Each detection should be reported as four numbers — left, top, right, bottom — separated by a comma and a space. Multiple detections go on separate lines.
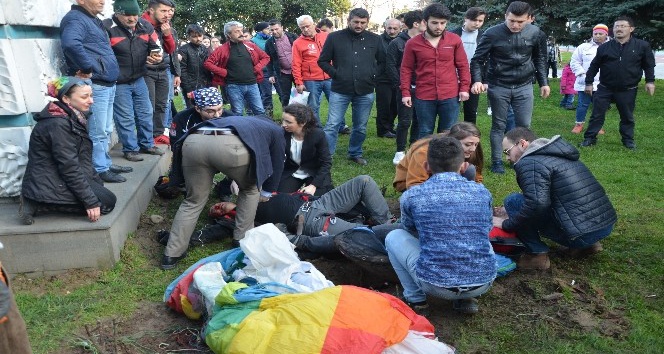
60, 5, 119, 84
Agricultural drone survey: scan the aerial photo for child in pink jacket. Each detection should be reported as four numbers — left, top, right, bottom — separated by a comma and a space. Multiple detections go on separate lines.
559, 63, 576, 109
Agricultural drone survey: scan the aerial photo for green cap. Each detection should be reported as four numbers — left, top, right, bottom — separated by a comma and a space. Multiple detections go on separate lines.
114, 0, 141, 15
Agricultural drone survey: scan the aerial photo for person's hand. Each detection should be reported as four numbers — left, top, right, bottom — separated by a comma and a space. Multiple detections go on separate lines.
161, 22, 171, 36
299, 184, 316, 195
268, 76, 276, 84
402, 96, 412, 107
584, 85, 593, 96
460, 161, 470, 174
540, 85, 551, 98
147, 52, 162, 64
230, 180, 239, 195
87, 207, 101, 222
259, 195, 271, 202
75, 70, 92, 79
296, 84, 306, 94
177, 53, 182, 61
471, 82, 486, 95
458, 92, 470, 102
645, 82, 655, 96
173, 76, 181, 88
492, 216, 505, 228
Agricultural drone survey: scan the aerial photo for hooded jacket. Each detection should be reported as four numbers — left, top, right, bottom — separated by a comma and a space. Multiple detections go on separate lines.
178, 41, 212, 93
21, 102, 103, 209
141, 11, 177, 71
502, 136, 617, 239
570, 38, 609, 92
292, 31, 331, 85
60, 5, 119, 85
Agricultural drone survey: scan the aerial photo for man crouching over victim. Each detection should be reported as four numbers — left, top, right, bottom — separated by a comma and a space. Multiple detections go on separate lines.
494, 127, 617, 270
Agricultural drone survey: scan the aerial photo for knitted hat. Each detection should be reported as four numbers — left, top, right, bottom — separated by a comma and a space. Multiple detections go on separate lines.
254, 22, 269, 32
189, 87, 223, 108
114, 0, 141, 15
47, 76, 88, 101
593, 24, 609, 34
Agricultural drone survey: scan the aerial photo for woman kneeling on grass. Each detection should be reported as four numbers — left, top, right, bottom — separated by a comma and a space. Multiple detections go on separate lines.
19, 77, 117, 224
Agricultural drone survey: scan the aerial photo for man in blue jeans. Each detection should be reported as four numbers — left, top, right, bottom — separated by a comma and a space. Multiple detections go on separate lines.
318, 8, 385, 166
386, 136, 496, 315
104, 0, 164, 163
495, 128, 617, 270
60, 0, 129, 183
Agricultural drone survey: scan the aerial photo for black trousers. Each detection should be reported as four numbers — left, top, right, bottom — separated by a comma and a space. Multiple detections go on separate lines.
462, 91, 480, 124
547, 60, 558, 78
395, 89, 419, 152
30, 179, 116, 216
375, 82, 398, 136
278, 174, 332, 197
145, 68, 170, 137
275, 73, 294, 109
584, 85, 637, 143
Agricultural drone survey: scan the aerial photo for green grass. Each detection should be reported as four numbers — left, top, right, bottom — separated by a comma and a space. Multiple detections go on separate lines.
14, 79, 664, 353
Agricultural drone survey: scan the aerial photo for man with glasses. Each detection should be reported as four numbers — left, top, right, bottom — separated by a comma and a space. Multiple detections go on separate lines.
580, 16, 656, 150
495, 127, 616, 271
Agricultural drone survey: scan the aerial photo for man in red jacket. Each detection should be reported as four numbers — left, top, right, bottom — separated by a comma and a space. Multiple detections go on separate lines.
400, 3, 470, 139
204, 21, 270, 116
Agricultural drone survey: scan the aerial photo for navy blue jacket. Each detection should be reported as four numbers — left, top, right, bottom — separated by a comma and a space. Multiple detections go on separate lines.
171, 116, 285, 193
60, 5, 119, 84
586, 36, 656, 91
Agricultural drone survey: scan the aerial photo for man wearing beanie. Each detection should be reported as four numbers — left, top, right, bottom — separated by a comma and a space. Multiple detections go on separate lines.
103, 0, 165, 164
60, 0, 123, 182
580, 16, 656, 150
569, 24, 610, 134
251, 21, 276, 116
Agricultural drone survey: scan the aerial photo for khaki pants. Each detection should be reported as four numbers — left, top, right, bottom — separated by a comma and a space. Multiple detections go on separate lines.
165, 134, 258, 257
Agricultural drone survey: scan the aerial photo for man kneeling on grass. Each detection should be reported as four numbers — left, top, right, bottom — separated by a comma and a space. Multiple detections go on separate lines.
386, 136, 496, 315
494, 127, 617, 270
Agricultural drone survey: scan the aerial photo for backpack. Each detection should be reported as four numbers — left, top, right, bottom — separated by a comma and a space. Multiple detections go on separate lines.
334, 227, 399, 282
489, 227, 524, 255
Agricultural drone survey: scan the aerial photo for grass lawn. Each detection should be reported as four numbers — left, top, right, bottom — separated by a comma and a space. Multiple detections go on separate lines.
12, 79, 664, 353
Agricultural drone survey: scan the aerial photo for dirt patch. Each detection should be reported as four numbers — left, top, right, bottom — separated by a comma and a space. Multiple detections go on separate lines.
20, 197, 631, 353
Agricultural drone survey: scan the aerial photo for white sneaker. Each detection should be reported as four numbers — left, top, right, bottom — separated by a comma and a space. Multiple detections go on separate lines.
393, 151, 405, 165
487, 107, 492, 116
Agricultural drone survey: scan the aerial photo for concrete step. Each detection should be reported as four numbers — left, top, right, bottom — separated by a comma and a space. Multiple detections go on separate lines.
0, 144, 171, 276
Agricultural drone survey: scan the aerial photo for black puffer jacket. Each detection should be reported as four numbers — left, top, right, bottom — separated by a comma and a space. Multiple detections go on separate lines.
21, 102, 102, 209
470, 23, 548, 88
502, 136, 617, 239
178, 42, 211, 93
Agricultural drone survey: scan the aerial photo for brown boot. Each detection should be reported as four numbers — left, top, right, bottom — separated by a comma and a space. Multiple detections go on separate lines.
563, 242, 603, 258
518, 253, 550, 270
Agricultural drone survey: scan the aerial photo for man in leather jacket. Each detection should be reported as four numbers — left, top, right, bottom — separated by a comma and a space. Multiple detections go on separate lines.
470, 1, 550, 174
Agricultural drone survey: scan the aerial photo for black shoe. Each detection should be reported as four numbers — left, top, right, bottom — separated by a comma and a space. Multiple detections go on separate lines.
109, 164, 133, 173
189, 224, 231, 246
380, 132, 396, 138
18, 196, 37, 225
231, 239, 241, 248
490, 162, 505, 174
99, 171, 126, 183
139, 146, 165, 155
156, 230, 170, 246
405, 300, 430, 317
623, 141, 636, 150
339, 125, 351, 135
123, 152, 144, 162
348, 156, 368, 166
579, 139, 597, 147
161, 253, 187, 270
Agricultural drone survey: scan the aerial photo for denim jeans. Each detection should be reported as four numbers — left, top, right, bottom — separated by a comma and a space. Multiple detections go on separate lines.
413, 97, 459, 139
575, 90, 592, 123
303, 79, 331, 125
503, 193, 614, 254
560, 94, 575, 107
385, 229, 492, 303
88, 83, 116, 173
164, 70, 174, 129
323, 92, 374, 158
113, 78, 154, 153
258, 67, 275, 110
226, 83, 265, 116
487, 84, 533, 164
144, 68, 170, 137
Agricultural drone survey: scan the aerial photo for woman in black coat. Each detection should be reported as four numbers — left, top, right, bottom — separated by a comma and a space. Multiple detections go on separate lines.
278, 104, 333, 196
19, 77, 117, 224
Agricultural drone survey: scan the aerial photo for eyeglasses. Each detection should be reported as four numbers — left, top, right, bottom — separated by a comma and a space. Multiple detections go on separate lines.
503, 142, 518, 155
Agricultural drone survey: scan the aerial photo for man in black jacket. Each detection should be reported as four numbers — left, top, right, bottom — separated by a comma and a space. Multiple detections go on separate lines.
375, 18, 401, 139
178, 24, 211, 108
104, 0, 164, 163
470, 1, 549, 174
450, 7, 486, 124
386, 10, 424, 165
494, 128, 617, 270
580, 16, 656, 150
265, 19, 298, 109
318, 8, 385, 166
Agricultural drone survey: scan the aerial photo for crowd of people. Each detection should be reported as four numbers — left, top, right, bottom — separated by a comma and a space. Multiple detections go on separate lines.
14, 0, 658, 322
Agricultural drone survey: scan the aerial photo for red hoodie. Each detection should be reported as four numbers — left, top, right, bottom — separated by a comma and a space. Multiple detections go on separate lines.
292, 31, 330, 85
141, 11, 175, 54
